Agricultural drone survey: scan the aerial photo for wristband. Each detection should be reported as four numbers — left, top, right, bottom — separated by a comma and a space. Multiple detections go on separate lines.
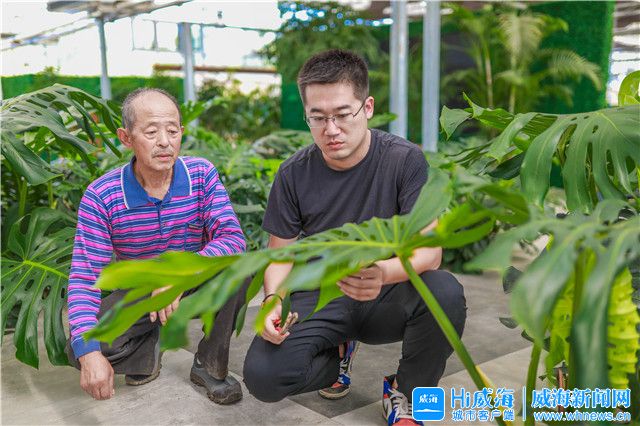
261, 293, 283, 306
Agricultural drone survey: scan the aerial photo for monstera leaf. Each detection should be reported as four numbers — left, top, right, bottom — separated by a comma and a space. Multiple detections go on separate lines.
441, 95, 640, 213
1, 84, 122, 185
1, 208, 76, 368
618, 70, 640, 106
469, 200, 640, 391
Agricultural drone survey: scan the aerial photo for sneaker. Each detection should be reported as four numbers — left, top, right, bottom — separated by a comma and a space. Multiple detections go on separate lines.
318, 340, 360, 400
125, 351, 163, 386
190, 355, 242, 405
382, 375, 423, 425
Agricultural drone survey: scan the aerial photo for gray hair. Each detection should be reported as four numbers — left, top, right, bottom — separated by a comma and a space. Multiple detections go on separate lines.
121, 88, 181, 129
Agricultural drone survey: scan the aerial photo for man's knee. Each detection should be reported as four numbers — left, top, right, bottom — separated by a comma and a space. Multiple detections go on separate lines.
242, 340, 290, 403
420, 270, 467, 332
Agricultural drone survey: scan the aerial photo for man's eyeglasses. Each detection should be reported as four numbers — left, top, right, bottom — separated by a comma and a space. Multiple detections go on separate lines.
304, 100, 366, 129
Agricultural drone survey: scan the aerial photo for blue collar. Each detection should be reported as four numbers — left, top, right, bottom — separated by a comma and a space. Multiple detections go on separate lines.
121, 156, 191, 209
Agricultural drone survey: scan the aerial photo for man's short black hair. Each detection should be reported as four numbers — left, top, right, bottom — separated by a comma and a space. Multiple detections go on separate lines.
121, 88, 181, 129
297, 49, 369, 104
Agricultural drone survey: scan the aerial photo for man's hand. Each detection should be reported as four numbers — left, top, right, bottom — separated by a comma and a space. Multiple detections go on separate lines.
79, 351, 114, 400
337, 265, 385, 301
260, 300, 291, 345
149, 286, 182, 325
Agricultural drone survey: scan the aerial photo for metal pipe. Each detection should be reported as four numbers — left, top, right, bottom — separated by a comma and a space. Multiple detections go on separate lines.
389, 1, 408, 139
153, 64, 277, 74
422, 0, 440, 152
179, 22, 197, 128
96, 16, 111, 100
179, 22, 196, 104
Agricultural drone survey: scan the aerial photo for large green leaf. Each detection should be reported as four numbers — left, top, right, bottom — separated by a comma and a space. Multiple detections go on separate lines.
1, 208, 76, 368
618, 70, 640, 106
469, 199, 633, 345
467, 198, 639, 401
1, 132, 61, 186
440, 97, 640, 212
440, 105, 471, 140
1, 84, 122, 182
180, 99, 215, 130
536, 107, 639, 212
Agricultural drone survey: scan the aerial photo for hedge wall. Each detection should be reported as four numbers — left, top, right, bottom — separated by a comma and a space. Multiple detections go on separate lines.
531, 0, 615, 112
2, 73, 184, 104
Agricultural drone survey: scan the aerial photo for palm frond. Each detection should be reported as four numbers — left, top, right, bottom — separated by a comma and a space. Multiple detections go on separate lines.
498, 13, 545, 66
539, 49, 602, 90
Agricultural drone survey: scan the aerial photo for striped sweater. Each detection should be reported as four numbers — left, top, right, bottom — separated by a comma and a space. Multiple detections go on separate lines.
68, 156, 246, 358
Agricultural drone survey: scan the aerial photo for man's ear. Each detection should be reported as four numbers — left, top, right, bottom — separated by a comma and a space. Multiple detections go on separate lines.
365, 96, 375, 119
117, 128, 131, 148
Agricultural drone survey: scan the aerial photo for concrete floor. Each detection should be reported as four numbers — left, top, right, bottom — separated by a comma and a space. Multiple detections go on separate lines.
2, 268, 541, 426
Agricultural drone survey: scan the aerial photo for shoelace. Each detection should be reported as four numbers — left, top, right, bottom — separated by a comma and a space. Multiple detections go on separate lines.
389, 387, 414, 421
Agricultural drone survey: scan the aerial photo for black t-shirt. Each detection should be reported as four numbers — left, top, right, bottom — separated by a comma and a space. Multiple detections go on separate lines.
262, 128, 429, 239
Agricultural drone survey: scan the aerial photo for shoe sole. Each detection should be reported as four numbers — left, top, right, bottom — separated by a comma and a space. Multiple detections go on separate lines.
190, 372, 243, 405
125, 369, 161, 386
318, 387, 351, 400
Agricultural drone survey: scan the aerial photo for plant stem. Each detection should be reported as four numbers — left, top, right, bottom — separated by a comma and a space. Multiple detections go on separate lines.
524, 343, 541, 426
508, 86, 516, 114
47, 181, 55, 208
18, 177, 28, 219
400, 258, 507, 426
568, 251, 587, 390
481, 40, 494, 109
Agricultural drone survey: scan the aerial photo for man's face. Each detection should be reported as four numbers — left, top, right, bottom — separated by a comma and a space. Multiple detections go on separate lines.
303, 82, 374, 170
117, 92, 183, 176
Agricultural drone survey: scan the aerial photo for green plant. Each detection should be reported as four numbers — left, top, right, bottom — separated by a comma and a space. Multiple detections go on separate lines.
619, 70, 640, 106
183, 128, 276, 251
441, 82, 639, 420
197, 79, 280, 142
1, 84, 122, 367
531, 1, 614, 114
260, 2, 383, 83
260, 2, 396, 136
441, 3, 602, 114
2, 209, 76, 367
441, 95, 639, 213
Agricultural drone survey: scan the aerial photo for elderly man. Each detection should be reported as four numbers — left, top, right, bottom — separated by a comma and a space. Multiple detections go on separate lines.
66, 88, 246, 404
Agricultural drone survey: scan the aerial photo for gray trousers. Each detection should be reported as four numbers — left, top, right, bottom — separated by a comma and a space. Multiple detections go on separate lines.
67, 282, 247, 379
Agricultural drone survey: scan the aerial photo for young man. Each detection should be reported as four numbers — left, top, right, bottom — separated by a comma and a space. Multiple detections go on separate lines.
243, 50, 467, 425
66, 88, 246, 404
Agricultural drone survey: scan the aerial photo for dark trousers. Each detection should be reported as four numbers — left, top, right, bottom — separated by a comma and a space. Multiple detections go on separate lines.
67, 282, 247, 379
243, 270, 466, 403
